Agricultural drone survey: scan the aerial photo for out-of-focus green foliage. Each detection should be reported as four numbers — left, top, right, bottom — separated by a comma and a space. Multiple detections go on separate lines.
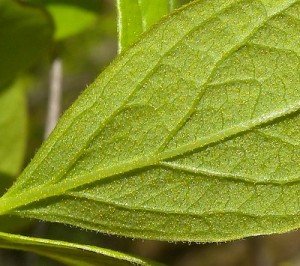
0, 0, 53, 88
24, 0, 103, 40
117, 0, 174, 52
0, 80, 27, 177
0, 80, 32, 235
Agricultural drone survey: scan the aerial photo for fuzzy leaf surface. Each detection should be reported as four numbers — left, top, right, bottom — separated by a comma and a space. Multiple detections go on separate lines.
0, 0, 300, 242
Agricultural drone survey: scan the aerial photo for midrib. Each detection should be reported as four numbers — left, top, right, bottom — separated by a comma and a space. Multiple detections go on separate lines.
0, 100, 299, 215
0, 0, 298, 215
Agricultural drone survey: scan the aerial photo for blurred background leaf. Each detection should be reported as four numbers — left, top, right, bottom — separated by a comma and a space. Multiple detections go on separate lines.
117, 0, 174, 52
0, 79, 27, 177
0, 79, 32, 240
0, 0, 53, 88
23, 0, 103, 40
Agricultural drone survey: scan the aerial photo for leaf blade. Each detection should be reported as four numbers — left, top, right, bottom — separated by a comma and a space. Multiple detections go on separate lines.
0, 231, 161, 266
1, 0, 300, 242
117, 0, 173, 52
0, 79, 27, 177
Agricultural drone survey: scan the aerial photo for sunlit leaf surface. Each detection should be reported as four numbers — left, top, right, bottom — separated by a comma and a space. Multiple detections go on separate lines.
1, 0, 300, 242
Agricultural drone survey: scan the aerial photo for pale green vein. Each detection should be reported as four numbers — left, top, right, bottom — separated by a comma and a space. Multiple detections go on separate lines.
16, 195, 300, 226
207, 78, 263, 87
154, 1, 300, 154
28, 0, 256, 188
18, 0, 236, 188
51, 61, 169, 184
249, 43, 300, 58
256, 130, 300, 146
159, 101, 300, 160
159, 161, 255, 182
159, 161, 300, 185
9, 0, 261, 193
1, 100, 300, 215
0, 0, 299, 229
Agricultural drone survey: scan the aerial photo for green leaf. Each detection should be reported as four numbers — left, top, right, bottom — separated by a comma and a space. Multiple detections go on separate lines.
26, 0, 102, 40
0, 80, 30, 234
0, 173, 32, 233
117, 0, 174, 52
48, 5, 96, 40
0, 79, 27, 177
0, 0, 53, 88
1, 0, 300, 242
0, 232, 161, 266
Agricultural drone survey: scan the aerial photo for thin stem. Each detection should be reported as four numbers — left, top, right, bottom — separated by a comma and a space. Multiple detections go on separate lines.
44, 57, 63, 139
